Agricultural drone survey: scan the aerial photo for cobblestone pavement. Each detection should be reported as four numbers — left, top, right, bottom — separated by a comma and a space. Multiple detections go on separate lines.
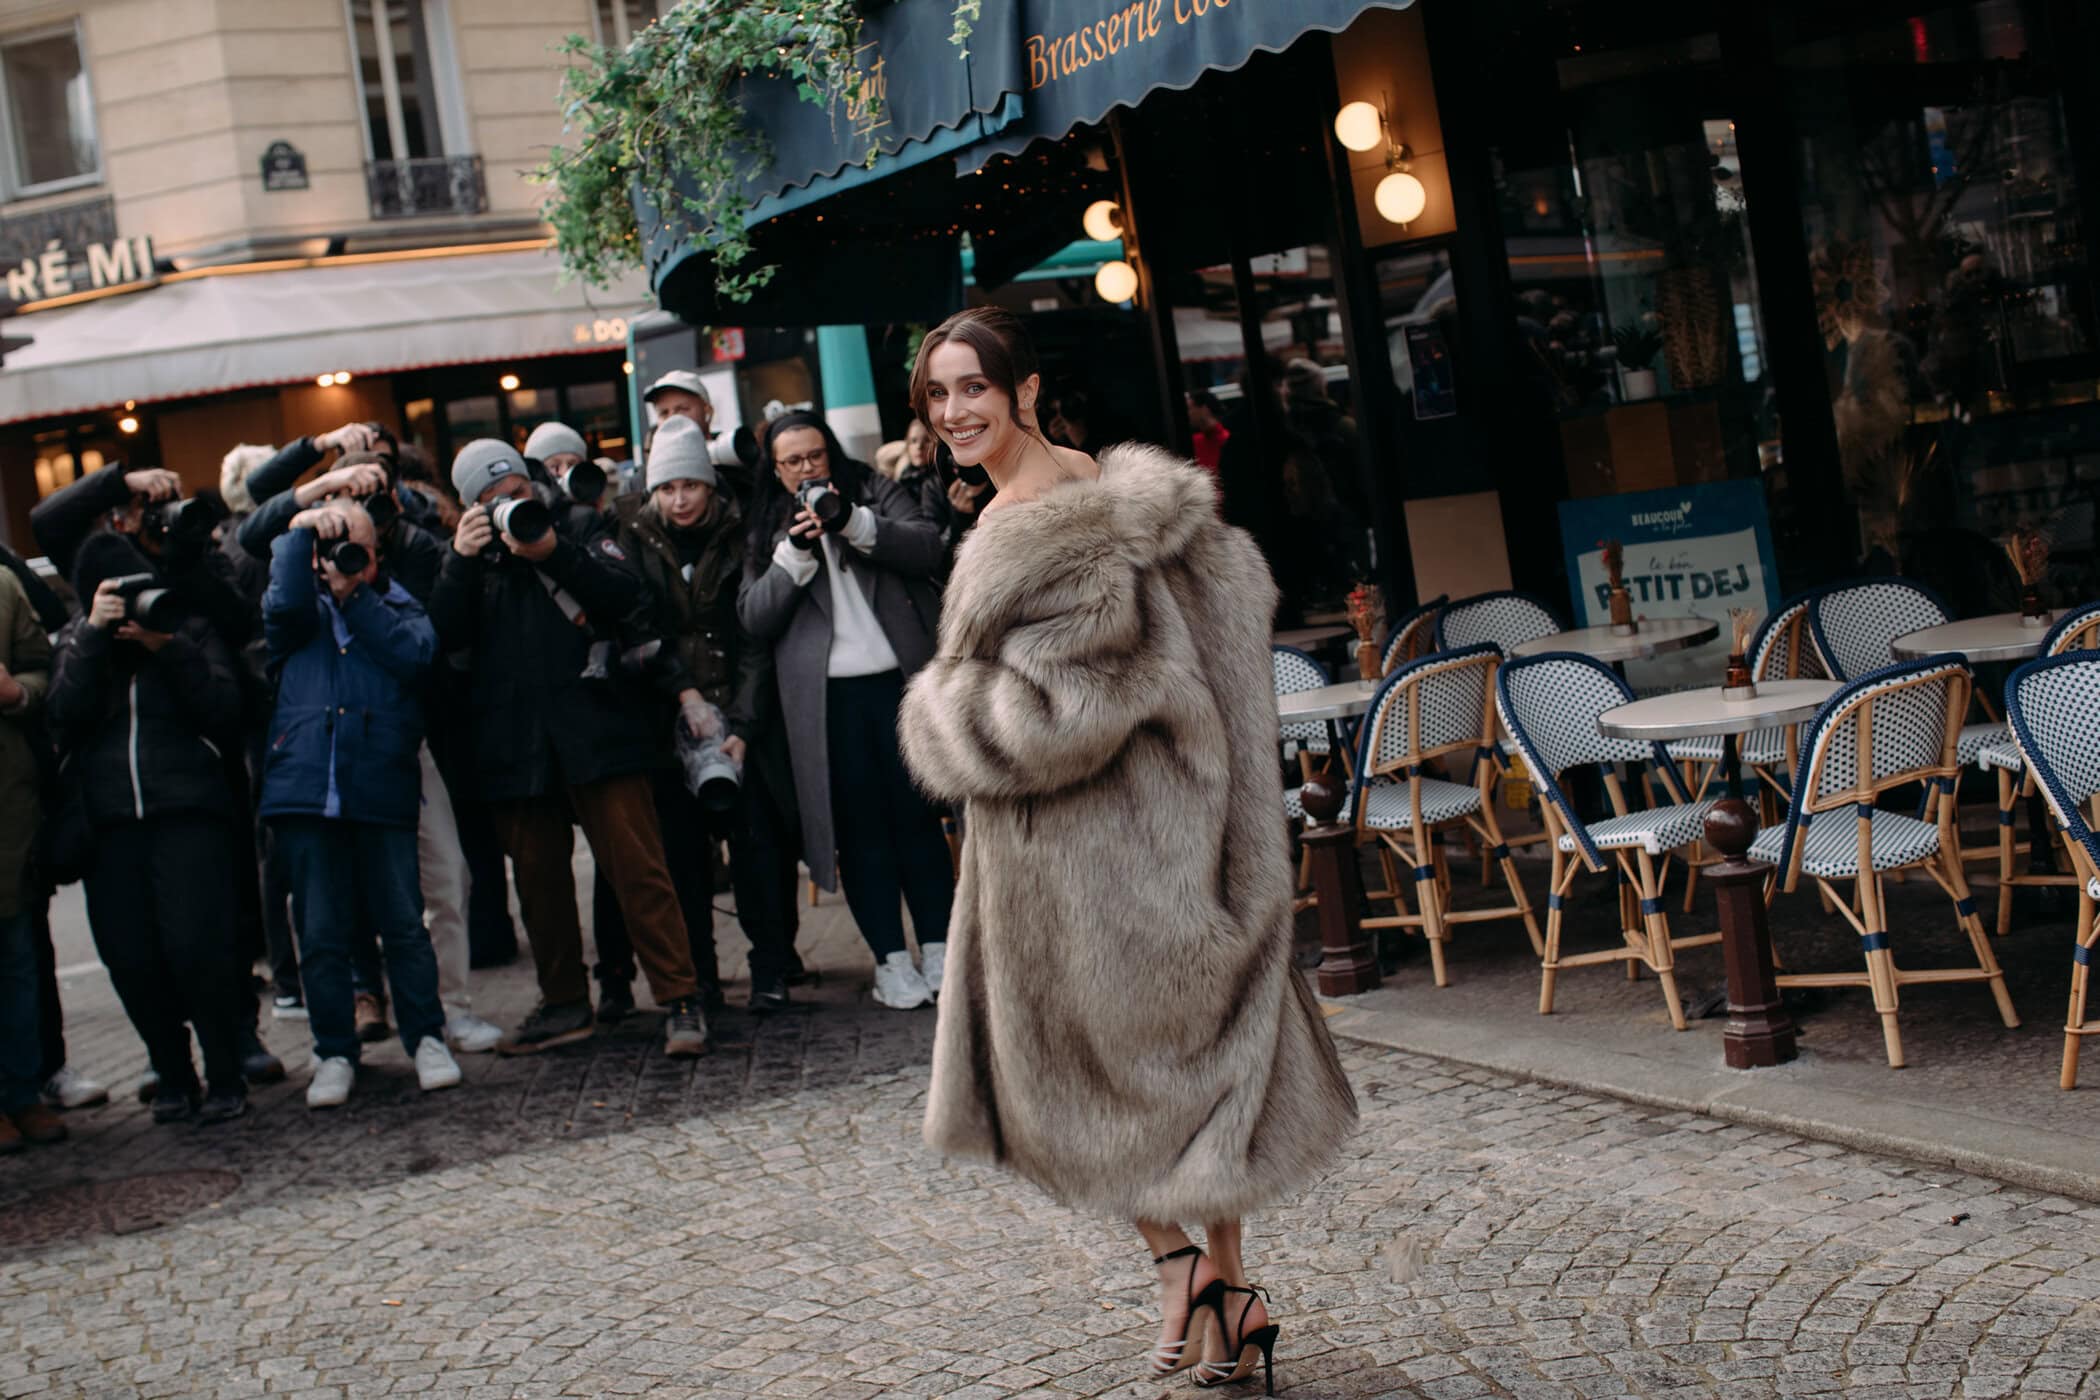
8, 881, 2100, 1398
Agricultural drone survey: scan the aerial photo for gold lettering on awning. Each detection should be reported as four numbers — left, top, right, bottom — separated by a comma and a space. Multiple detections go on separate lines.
1025, 0, 1235, 91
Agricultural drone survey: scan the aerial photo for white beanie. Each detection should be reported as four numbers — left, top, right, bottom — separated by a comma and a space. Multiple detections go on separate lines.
523, 420, 588, 463
219, 443, 275, 514
646, 415, 717, 490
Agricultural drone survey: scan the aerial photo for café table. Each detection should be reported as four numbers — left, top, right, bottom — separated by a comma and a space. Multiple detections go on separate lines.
1277, 678, 1382, 997
1596, 678, 1840, 801
1891, 611, 2052, 663
1274, 624, 1356, 654
1510, 615, 1720, 665
1276, 678, 1379, 727
1598, 678, 1840, 1071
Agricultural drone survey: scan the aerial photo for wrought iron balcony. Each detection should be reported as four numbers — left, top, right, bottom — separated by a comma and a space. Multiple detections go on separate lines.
364, 155, 488, 220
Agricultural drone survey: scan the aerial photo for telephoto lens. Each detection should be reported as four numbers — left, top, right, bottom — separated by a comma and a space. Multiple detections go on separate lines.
320, 539, 371, 576
108, 573, 185, 633
489, 496, 554, 546
356, 487, 400, 532
558, 458, 606, 506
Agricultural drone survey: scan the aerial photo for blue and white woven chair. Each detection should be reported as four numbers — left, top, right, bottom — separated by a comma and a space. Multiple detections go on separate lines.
1436, 590, 1563, 657
1982, 601, 2100, 934
1810, 578, 2006, 768
1672, 591, 1828, 805
1381, 596, 1447, 676
1496, 652, 1721, 1030
2003, 653, 2100, 1088
1275, 645, 1338, 826
1748, 655, 2018, 1068
1348, 644, 1540, 986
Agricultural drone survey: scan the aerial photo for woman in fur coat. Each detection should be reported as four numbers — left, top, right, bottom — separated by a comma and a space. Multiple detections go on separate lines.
898, 308, 1356, 1392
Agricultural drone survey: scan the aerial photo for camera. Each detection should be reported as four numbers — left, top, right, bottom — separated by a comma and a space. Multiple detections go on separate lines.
790, 479, 851, 550
354, 486, 400, 533
140, 494, 228, 552
105, 572, 185, 632
486, 496, 554, 557
675, 701, 742, 815
555, 458, 606, 507
709, 427, 759, 473
318, 538, 371, 577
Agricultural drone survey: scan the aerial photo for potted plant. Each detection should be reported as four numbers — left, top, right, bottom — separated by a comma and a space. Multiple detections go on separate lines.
1613, 320, 1664, 402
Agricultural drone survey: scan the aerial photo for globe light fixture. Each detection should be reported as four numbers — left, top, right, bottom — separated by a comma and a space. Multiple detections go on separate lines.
315, 373, 333, 388
499, 373, 521, 391
1081, 199, 1123, 242
333, 370, 352, 385
1333, 101, 1384, 152
1375, 170, 1428, 226
118, 415, 139, 435
1094, 258, 1138, 304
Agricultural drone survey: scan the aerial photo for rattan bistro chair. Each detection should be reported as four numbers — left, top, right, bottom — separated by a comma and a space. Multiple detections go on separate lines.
1810, 578, 2006, 767
1275, 645, 1339, 814
1346, 644, 1541, 986
1436, 590, 1563, 656
1747, 656, 2019, 1068
1977, 602, 2100, 934
1496, 652, 1721, 1030
1381, 596, 1447, 676
1672, 592, 1827, 802
2003, 653, 2100, 1088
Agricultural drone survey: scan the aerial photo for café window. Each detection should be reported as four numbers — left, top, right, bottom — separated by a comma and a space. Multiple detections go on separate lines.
0, 22, 101, 198
593, 0, 659, 49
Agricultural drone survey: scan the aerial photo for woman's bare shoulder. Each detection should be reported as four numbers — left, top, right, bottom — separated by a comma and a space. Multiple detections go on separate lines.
1055, 445, 1101, 481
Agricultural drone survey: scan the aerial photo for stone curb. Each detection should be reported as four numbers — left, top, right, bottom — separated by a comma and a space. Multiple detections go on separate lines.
1324, 1001, 2100, 1203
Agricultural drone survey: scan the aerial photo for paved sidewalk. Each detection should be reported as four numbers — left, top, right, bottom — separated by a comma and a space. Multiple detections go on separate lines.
7, 866, 2100, 1395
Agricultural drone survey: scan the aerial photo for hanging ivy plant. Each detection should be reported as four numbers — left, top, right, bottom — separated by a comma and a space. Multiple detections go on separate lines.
950, 0, 981, 54
533, 1, 881, 302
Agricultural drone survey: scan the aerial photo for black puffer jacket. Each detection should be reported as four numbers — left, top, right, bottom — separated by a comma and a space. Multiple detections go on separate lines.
425, 493, 660, 802
47, 615, 244, 829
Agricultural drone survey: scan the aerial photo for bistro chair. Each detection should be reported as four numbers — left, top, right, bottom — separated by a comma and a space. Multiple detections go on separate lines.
1347, 644, 1540, 986
1809, 578, 2006, 765
1979, 601, 2100, 934
2002, 652, 2100, 1088
1496, 651, 1721, 1030
1275, 645, 1340, 904
1436, 590, 1563, 656
1746, 655, 2019, 1068
1381, 595, 1447, 676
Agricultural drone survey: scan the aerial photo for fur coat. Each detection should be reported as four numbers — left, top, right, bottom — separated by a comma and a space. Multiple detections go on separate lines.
899, 443, 1357, 1222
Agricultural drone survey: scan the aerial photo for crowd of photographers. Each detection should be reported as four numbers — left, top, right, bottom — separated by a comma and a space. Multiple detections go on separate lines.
0, 371, 977, 1144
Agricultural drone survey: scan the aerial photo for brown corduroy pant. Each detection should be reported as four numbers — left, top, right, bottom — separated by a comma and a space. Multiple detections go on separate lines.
489, 773, 699, 1009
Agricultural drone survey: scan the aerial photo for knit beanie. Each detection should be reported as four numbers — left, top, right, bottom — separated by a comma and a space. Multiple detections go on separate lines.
73, 529, 155, 605
523, 420, 588, 464
219, 443, 275, 514
646, 415, 717, 490
451, 438, 526, 505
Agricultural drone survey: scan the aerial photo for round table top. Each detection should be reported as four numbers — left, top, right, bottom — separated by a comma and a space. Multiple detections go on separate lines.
1891, 611, 2053, 663
1596, 679, 1843, 742
1510, 615, 1721, 663
1274, 625, 1355, 652
1277, 679, 1380, 723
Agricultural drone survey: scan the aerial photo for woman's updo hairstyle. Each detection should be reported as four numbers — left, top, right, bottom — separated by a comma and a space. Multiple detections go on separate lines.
908, 306, 1039, 431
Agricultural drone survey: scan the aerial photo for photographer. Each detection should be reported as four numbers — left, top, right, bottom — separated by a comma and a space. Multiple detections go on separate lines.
737, 412, 953, 1011
47, 534, 250, 1125
263, 502, 459, 1108
601, 416, 798, 1014
238, 447, 503, 1054
237, 420, 395, 513
429, 439, 707, 1058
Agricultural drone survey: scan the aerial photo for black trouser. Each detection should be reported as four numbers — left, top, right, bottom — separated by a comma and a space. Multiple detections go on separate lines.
82, 816, 247, 1097
259, 820, 300, 999
825, 671, 953, 961
453, 789, 519, 969
30, 892, 63, 1081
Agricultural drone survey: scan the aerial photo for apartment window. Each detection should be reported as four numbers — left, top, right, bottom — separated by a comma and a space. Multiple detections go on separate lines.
1, 22, 100, 198
346, 0, 478, 218
594, 0, 658, 49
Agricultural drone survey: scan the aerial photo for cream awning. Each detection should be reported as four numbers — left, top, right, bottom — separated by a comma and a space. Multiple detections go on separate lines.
0, 247, 651, 426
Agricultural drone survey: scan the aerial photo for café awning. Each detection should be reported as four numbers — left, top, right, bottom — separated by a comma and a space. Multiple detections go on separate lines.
0, 247, 650, 426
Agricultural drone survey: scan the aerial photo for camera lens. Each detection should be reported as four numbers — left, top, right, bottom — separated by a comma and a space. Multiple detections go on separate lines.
490, 496, 553, 545
322, 539, 371, 576
560, 459, 606, 505
128, 587, 182, 633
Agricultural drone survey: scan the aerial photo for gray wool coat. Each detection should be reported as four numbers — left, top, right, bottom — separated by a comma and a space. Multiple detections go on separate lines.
737, 470, 946, 890
899, 443, 1358, 1223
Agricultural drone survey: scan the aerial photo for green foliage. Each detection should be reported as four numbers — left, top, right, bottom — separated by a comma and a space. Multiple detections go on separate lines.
950, 0, 981, 54
532, 0, 880, 302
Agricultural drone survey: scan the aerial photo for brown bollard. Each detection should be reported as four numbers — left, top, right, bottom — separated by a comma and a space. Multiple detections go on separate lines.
1704, 798, 1798, 1068
1301, 773, 1380, 996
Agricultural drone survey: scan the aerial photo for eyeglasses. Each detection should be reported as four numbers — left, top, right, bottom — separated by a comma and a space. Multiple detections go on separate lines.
776, 449, 828, 471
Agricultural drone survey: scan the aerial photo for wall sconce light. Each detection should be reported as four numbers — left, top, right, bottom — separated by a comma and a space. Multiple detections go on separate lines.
1081, 199, 1123, 242
118, 415, 139, 435
315, 373, 333, 388
1094, 259, 1138, 304
499, 373, 521, 391
1336, 94, 1428, 228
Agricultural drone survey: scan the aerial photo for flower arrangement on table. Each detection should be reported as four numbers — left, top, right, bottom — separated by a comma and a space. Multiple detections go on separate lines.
1346, 581, 1386, 682
1599, 539, 1636, 635
2003, 526, 2052, 626
1722, 608, 1759, 700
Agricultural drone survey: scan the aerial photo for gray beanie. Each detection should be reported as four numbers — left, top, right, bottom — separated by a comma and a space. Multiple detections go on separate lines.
451, 438, 526, 505
646, 415, 717, 490
523, 420, 588, 464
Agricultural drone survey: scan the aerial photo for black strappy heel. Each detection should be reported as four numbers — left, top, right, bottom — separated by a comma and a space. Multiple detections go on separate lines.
1148, 1245, 1224, 1378
1192, 1283, 1280, 1394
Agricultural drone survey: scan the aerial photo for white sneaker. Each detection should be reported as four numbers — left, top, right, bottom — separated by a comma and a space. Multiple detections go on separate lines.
42, 1065, 109, 1110
414, 1037, 462, 1092
919, 942, 947, 998
871, 951, 933, 1010
444, 1012, 503, 1055
307, 1056, 355, 1109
